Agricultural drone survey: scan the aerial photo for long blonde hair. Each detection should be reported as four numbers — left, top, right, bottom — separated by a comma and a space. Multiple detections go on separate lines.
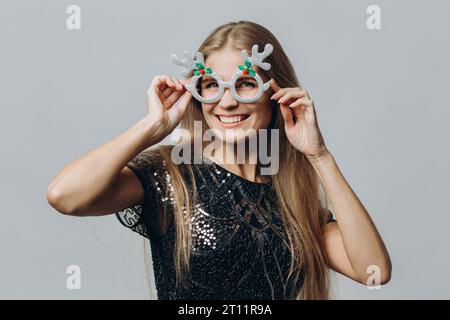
156, 20, 331, 299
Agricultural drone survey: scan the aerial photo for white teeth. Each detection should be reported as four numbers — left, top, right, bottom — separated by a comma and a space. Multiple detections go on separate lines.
218, 116, 248, 123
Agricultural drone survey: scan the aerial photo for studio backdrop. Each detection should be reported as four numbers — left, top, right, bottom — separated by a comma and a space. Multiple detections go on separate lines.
1, 0, 449, 299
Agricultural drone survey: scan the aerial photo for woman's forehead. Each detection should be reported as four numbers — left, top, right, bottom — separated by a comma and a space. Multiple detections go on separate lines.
204, 49, 263, 82
204, 50, 242, 80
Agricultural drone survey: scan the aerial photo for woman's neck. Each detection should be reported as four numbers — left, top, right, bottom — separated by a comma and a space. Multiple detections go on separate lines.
207, 142, 271, 184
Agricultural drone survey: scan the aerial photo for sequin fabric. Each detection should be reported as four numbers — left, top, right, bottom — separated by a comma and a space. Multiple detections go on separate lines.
115, 148, 334, 300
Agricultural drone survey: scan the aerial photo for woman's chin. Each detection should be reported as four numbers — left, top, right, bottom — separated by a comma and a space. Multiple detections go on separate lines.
213, 129, 256, 144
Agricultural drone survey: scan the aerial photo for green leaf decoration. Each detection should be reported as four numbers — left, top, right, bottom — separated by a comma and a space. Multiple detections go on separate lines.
245, 60, 252, 67
249, 69, 256, 76
238, 65, 245, 70
196, 63, 203, 69
205, 67, 212, 74
194, 70, 200, 75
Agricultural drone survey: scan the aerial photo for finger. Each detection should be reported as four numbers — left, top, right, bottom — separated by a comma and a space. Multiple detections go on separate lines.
291, 105, 305, 121
151, 75, 175, 98
303, 90, 316, 113
279, 104, 295, 128
278, 90, 308, 104
162, 78, 184, 100
291, 99, 317, 123
309, 100, 318, 119
288, 98, 312, 108
166, 77, 177, 89
161, 86, 174, 98
150, 75, 168, 90
271, 87, 302, 101
167, 90, 192, 120
271, 88, 290, 100
170, 76, 183, 91
167, 77, 182, 92
269, 78, 281, 93
163, 89, 185, 109
158, 82, 169, 95
270, 79, 293, 99
175, 78, 185, 90
149, 76, 169, 107
163, 80, 184, 98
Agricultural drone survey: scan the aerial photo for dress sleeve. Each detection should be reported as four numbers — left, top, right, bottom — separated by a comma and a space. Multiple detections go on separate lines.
115, 147, 174, 239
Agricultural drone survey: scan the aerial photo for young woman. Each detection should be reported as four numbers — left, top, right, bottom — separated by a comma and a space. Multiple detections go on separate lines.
47, 20, 391, 300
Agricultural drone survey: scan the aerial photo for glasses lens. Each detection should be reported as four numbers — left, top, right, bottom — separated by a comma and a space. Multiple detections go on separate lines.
234, 75, 259, 100
196, 75, 220, 100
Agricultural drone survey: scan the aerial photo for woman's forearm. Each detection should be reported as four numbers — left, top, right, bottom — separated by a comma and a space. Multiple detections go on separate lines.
47, 116, 166, 214
309, 151, 392, 281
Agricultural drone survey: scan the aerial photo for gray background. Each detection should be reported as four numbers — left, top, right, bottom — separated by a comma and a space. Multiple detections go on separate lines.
1, 0, 449, 299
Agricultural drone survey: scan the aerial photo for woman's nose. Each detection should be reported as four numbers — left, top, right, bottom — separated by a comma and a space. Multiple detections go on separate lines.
218, 87, 238, 109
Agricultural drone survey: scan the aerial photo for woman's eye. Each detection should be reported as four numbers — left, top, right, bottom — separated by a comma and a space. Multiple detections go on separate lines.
206, 83, 218, 89
239, 81, 256, 88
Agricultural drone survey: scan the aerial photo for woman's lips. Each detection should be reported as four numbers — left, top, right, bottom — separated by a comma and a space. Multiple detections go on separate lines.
213, 114, 251, 128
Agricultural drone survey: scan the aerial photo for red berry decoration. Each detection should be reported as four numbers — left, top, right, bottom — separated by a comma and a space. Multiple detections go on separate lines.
238, 59, 256, 76
193, 63, 212, 76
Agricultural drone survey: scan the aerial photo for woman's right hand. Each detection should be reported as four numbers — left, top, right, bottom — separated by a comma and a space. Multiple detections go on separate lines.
146, 75, 193, 136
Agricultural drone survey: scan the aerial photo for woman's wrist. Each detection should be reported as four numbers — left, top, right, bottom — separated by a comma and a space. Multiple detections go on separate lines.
307, 149, 333, 167
138, 115, 170, 148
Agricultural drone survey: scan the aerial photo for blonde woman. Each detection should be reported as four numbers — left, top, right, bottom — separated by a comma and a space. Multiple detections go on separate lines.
47, 20, 391, 299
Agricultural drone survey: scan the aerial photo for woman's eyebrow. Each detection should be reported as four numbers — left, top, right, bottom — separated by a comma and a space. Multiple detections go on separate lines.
200, 77, 215, 84
236, 76, 257, 81
199, 74, 257, 84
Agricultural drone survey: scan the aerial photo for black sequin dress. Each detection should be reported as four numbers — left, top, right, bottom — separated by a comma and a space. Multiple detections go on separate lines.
115, 147, 334, 300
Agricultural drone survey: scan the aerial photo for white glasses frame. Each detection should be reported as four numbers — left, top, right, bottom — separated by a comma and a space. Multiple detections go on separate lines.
186, 68, 271, 104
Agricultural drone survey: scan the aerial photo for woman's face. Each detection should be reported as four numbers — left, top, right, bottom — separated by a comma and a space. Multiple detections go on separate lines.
200, 47, 273, 143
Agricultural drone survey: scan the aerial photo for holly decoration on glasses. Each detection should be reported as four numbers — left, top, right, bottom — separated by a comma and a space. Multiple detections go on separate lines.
238, 59, 256, 76
194, 62, 212, 76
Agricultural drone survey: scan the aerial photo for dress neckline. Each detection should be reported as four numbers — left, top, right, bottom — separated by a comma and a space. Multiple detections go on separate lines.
203, 156, 272, 186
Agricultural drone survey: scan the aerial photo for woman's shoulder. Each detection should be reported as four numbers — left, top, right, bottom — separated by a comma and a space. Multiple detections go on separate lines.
131, 144, 198, 192
126, 147, 160, 175
131, 145, 168, 166
129, 145, 183, 175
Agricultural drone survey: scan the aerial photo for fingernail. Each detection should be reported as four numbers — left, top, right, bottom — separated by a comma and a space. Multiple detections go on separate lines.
270, 94, 276, 100
279, 97, 286, 103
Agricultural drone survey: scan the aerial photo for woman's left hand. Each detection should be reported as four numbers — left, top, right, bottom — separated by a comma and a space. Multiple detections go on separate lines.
269, 79, 329, 161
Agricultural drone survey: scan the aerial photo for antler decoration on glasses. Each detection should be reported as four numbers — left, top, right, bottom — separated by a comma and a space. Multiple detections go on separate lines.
169, 51, 208, 78
240, 43, 273, 72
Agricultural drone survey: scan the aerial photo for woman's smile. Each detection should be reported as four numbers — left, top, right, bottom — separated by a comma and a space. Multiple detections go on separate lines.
213, 113, 251, 128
